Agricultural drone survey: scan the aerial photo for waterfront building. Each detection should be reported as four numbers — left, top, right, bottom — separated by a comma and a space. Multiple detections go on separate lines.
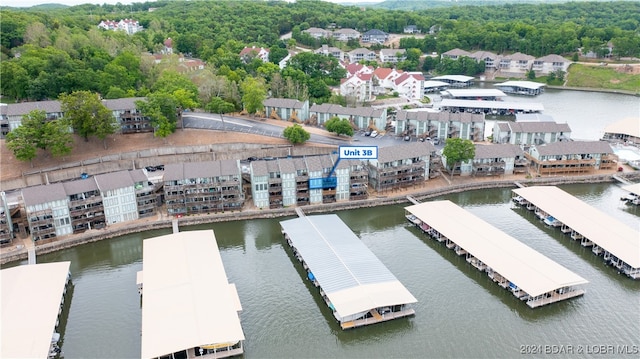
512, 186, 640, 279
1, 261, 71, 359
139, 230, 245, 358
532, 54, 570, 74
406, 200, 588, 307
601, 117, 640, 145
492, 114, 571, 145
423, 80, 449, 94
394, 110, 485, 142
163, 160, 244, 216
450, 143, 527, 177
0, 192, 14, 245
526, 141, 617, 175
249, 160, 269, 209
393, 72, 425, 100
22, 183, 72, 242
280, 214, 418, 329
63, 178, 106, 233
367, 142, 432, 192
131, 169, 157, 218
95, 171, 139, 224
469, 51, 499, 70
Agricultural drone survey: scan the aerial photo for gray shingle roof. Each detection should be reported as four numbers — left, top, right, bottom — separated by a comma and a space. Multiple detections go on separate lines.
22, 183, 67, 207
220, 159, 239, 176
277, 158, 296, 173
309, 103, 384, 118
377, 142, 434, 163
6, 101, 62, 116
163, 163, 184, 182
62, 177, 99, 195
534, 141, 613, 156
474, 144, 524, 159
508, 121, 572, 133
95, 170, 134, 192
250, 160, 268, 176
102, 97, 146, 110
263, 98, 305, 109
130, 169, 148, 184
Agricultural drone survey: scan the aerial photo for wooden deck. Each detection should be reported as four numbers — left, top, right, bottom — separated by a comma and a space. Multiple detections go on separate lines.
527, 289, 586, 308
340, 308, 415, 330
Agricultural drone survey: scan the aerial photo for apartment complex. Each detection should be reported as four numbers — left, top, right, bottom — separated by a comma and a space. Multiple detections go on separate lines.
367, 142, 434, 192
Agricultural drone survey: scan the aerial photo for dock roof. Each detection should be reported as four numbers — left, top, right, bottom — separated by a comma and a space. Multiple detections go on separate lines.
441, 89, 507, 98
141, 230, 244, 359
622, 183, 640, 197
440, 99, 544, 112
1, 262, 71, 359
603, 117, 640, 138
280, 214, 417, 319
513, 186, 640, 268
431, 75, 474, 83
495, 81, 546, 90
406, 201, 588, 297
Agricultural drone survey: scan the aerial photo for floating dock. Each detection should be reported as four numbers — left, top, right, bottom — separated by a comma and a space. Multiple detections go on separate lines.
1, 261, 71, 359
439, 99, 544, 115
405, 200, 588, 308
494, 81, 546, 96
139, 230, 245, 359
280, 214, 417, 329
512, 186, 640, 279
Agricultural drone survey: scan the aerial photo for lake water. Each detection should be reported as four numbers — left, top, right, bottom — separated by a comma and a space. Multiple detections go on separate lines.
7, 90, 640, 359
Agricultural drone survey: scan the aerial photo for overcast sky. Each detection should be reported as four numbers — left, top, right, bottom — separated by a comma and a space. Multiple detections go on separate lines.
3, 0, 381, 8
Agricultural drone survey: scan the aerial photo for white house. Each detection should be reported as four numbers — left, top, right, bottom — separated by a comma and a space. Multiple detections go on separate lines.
340, 73, 373, 103
380, 49, 407, 64
240, 46, 269, 63
394, 72, 425, 100
348, 48, 377, 63
532, 54, 570, 74
332, 28, 361, 41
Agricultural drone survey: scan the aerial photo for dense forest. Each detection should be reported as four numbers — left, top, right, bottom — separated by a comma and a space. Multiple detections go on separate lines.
1, 0, 638, 106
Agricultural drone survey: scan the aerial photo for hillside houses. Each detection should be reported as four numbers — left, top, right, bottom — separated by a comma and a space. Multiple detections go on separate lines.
240, 46, 270, 63
98, 19, 143, 35
441, 48, 569, 75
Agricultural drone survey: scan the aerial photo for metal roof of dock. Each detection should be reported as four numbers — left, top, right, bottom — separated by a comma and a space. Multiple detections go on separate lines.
140, 230, 244, 359
280, 214, 417, 319
441, 89, 507, 98
431, 75, 474, 83
1, 261, 71, 359
405, 201, 588, 297
494, 81, 546, 90
622, 183, 640, 197
440, 99, 544, 112
513, 186, 640, 268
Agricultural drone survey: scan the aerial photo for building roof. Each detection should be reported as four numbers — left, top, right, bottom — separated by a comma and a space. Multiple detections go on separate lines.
239, 46, 268, 56
380, 48, 406, 56
363, 29, 387, 36
603, 117, 640, 139
333, 28, 360, 35
280, 215, 417, 319
102, 97, 146, 110
1, 262, 71, 359
277, 158, 296, 173
130, 169, 148, 184
536, 54, 568, 63
495, 81, 546, 90
442, 48, 471, 57
349, 48, 375, 55
250, 160, 269, 177
140, 230, 244, 359
474, 143, 524, 159
423, 80, 450, 88
6, 100, 62, 116
163, 163, 184, 182
395, 109, 484, 124
513, 186, 640, 268
431, 75, 474, 83
621, 183, 640, 197
470, 51, 498, 60
508, 52, 535, 61
95, 170, 134, 192
533, 141, 613, 156
22, 183, 67, 207
377, 142, 434, 163
441, 89, 507, 98
62, 177, 99, 195
506, 121, 571, 134
440, 99, 544, 112
405, 201, 588, 297
309, 103, 384, 118
372, 67, 395, 80
264, 98, 306, 109
515, 113, 555, 122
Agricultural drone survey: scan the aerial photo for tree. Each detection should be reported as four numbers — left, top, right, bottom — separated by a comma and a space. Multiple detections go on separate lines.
136, 93, 178, 138
60, 91, 116, 148
5, 110, 73, 164
283, 124, 310, 145
206, 97, 235, 114
442, 138, 475, 178
240, 77, 267, 115
325, 116, 354, 137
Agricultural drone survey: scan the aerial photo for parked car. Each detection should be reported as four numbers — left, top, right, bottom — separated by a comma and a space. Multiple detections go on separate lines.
364, 130, 372, 136
370, 131, 378, 138
433, 138, 440, 145
404, 136, 410, 141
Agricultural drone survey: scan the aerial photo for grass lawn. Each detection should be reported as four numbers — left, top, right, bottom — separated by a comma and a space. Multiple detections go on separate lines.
566, 64, 640, 93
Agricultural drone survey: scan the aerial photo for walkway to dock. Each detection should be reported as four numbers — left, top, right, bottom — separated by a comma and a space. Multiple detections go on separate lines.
280, 214, 417, 329
172, 218, 179, 234
27, 241, 36, 265
295, 207, 305, 218
512, 186, 640, 279
405, 200, 588, 308
406, 196, 420, 205
613, 175, 633, 185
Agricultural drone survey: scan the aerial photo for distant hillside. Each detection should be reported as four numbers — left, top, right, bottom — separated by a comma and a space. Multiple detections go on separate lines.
28, 3, 70, 10
372, 0, 635, 10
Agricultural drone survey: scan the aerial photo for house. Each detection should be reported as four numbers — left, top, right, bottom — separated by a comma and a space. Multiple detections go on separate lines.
470, 51, 499, 69
340, 72, 373, 103
362, 29, 388, 44
347, 48, 377, 63
309, 103, 387, 131
314, 45, 345, 61
462, 143, 527, 177
163, 160, 244, 216
380, 49, 407, 64
394, 110, 485, 142
240, 46, 269, 63
162, 38, 173, 54
503, 52, 535, 73
492, 114, 571, 146
22, 183, 72, 242
526, 141, 618, 176
63, 178, 105, 233
532, 54, 570, 74
601, 117, 640, 145
0, 192, 15, 245
95, 171, 139, 225
332, 28, 361, 41
372, 67, 404, 93
1, 100, 63, 137
367, 142, 433, 192
343, 62, 374, 77
404, 25, 421, 34
98, 19, 143, 35
441, 48, 471, 60
394, 72, 424, 100
303, 27, 332, 39
263, 98, 309, 122
278, 50, 297, 69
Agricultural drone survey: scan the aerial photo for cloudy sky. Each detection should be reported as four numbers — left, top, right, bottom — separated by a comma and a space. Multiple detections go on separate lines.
3, 0, 381, 8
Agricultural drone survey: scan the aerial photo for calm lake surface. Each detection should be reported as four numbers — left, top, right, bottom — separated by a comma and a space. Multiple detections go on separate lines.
8, 90, 640, 359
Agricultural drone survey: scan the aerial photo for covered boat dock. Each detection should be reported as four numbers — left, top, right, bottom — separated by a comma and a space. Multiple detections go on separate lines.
1, 261, 71, 359
494, 81, 546, 96
405, 200, 588, 308
439, 99, 544, 115
512, 186, 640, 279
139, 230, 245, 359
441, 89, 507, 101
621, 183, 640, 205
280, 214, 417, 329
430, 75, 474, 87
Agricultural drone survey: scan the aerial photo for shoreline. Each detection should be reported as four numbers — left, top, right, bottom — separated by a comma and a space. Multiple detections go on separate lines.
3, 171, 638, 265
